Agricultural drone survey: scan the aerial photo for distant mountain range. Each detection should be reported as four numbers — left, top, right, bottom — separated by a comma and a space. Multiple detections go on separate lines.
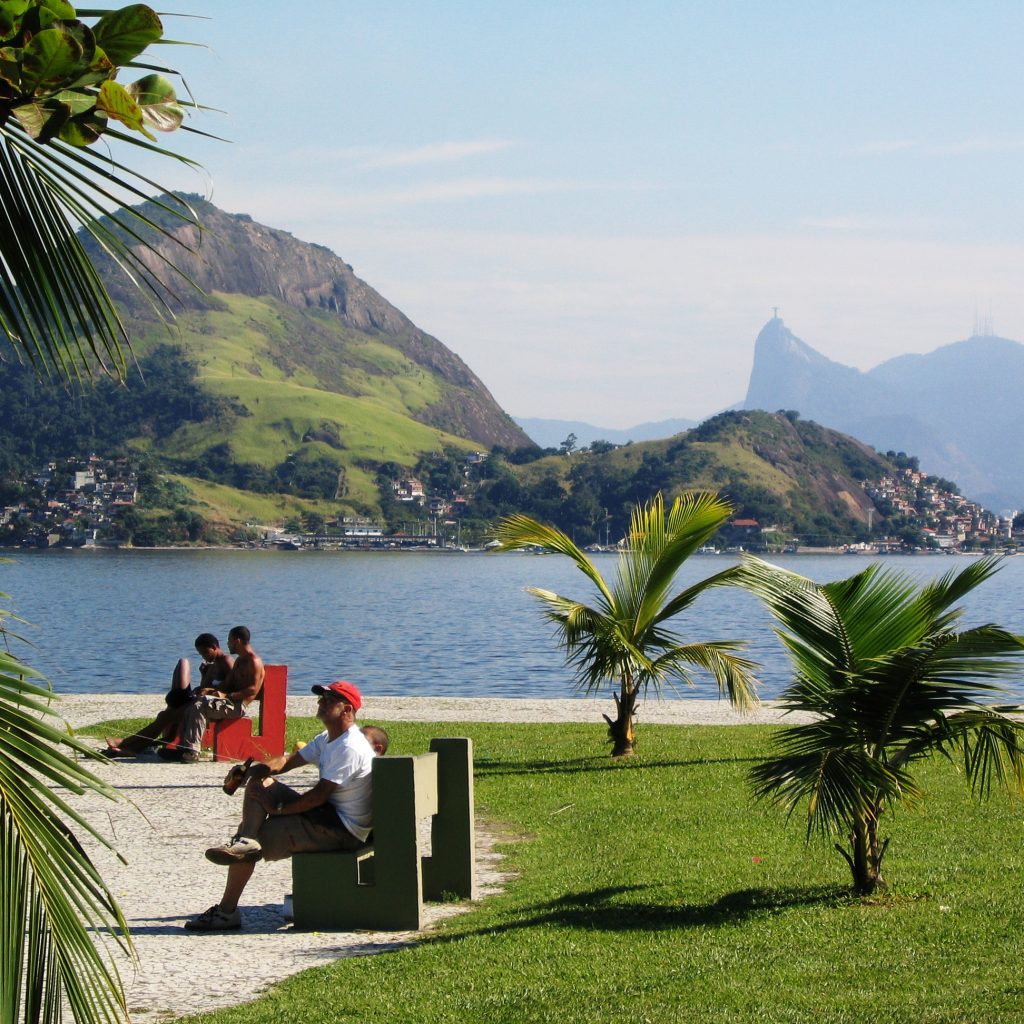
740, 317, 1024, 511
514, 416, 697, 450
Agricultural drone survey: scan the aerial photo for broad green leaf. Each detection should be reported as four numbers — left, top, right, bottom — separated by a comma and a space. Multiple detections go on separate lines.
126, 72, 182, 132
52, 15, 97, 66
92, 2, 161, 65
11, 96, 68, 140
53, 85, 94, 114
0, 1, 31, 38
21, 26, 82, 92
96, 78, 148, 136
37, 0, 76, 18
0, 46, 21, 89
57, 104, 105, 144
64, 44, 114, 88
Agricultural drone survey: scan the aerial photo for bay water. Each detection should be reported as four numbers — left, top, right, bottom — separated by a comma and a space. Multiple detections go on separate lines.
4, 549, 1024, 703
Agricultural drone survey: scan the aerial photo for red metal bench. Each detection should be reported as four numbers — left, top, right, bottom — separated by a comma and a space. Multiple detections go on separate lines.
201, 663, 288, 763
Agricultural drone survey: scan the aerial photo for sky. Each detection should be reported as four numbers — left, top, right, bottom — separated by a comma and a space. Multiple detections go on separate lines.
132, 1, 1024, 428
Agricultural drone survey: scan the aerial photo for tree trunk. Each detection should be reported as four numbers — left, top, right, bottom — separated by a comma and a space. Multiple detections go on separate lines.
603, 685, 638, 757
847, 808, 886, 895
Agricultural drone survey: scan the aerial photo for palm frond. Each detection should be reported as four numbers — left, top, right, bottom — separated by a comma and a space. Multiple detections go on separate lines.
630, 492, 734, 631
751, 727, 922, 837
0, 655, 133, 1024
493, 516, 615, 608
743, 554, 1024, 884
501, 495, 757, 714
650, 641, 760, 709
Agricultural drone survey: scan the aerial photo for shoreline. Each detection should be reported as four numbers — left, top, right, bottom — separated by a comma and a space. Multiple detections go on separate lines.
59, 693, 814, 729
4, 544, 992, 556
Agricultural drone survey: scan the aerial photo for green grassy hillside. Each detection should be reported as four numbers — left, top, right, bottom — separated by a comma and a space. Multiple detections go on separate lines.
117, 296, 484, 514
495, 410, 892, 545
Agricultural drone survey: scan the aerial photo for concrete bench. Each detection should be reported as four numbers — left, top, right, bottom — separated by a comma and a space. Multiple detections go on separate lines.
201, 663, 288, 763
291, 736, 476, 931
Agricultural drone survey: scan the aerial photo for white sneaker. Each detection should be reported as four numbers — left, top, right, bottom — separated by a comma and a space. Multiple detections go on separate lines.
204, 836, 263, 865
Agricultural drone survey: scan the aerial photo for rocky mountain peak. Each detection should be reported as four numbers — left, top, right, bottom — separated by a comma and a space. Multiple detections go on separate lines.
91, 195, 531, 451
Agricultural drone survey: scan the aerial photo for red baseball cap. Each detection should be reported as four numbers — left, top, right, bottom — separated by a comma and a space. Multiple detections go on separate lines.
311, 680, 362, 711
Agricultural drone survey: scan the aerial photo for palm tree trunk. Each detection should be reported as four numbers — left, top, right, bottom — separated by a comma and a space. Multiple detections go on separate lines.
603, 683, 638, 757
847, 808, 886, 895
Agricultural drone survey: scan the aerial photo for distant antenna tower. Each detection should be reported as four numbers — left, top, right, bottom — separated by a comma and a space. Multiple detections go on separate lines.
972, 304, 995, 337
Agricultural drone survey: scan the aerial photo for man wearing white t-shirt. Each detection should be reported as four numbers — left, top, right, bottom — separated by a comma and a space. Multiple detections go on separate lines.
185, 679, 374, 931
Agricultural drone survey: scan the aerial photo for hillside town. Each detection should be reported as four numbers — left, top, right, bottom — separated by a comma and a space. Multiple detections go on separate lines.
1, 452, 1016, 554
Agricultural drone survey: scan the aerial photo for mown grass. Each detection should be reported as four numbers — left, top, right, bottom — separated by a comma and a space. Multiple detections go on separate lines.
80, 717, 1024, 1023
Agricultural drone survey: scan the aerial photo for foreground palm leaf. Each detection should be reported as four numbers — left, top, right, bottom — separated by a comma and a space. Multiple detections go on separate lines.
0, 604, 132, 1024
738, 554, 1024, 894
0, 1, 202, 380
494, 492, 759, 755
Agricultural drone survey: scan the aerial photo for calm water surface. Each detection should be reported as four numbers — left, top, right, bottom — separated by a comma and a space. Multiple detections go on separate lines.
4, 549, 1024, 701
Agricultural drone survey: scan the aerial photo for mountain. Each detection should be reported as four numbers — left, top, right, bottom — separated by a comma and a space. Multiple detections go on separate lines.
92, 196, 529, 453
4, 195, 538, 520
514, 416, 697, 449
498, 409, 898, 545
742, 317, 1024, 510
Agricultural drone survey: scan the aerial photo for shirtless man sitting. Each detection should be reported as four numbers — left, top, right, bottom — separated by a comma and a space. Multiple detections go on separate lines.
160, 625, 265, 763
105, 626, 264, 764
104, 632, 234, 757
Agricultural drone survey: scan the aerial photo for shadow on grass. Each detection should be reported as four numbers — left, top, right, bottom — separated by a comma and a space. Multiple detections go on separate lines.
475, 755, 761, 777
439, 882, 845, 941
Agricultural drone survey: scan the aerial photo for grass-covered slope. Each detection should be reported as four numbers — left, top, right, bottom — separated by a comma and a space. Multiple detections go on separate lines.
0, 196, 534, 525
124, 294, 484, 509
506, 410, 891, 543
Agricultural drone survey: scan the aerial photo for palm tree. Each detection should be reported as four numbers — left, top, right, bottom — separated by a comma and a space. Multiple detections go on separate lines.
494, 492, 759, 756
0, 4, 206, 1021
738, 554, 1024, 895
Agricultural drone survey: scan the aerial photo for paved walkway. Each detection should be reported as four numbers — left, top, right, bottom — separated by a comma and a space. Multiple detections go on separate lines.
61, 695, 806, 1022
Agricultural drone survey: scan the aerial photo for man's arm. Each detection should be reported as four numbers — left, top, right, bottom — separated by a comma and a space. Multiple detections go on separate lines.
258, 778, 338, 817
250, 748, 307, 778
198, 654, 234, 690
219, 654, 264, 703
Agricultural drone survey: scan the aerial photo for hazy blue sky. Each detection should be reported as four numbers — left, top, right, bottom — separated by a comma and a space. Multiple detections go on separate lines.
144, 2, 1024, 427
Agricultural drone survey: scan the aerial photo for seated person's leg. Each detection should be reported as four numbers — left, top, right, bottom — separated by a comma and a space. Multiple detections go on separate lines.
163, 658, 193, 711
167, 695, 245, 761
105, 704, 185, 756
205, 778, 300, 863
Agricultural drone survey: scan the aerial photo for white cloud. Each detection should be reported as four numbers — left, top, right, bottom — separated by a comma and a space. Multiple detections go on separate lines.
222, 177, 661, 214
360, 139, 517, 169
325, 228, 1024, 424
848, 139, 916, 156
930, 136, 1024, 156
849, 136, 1024, 158
799, 216, 873, 231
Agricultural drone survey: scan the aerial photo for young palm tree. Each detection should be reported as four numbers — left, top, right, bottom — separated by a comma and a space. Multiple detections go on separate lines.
738, 554, 1024, 895
494, 492, 759, 756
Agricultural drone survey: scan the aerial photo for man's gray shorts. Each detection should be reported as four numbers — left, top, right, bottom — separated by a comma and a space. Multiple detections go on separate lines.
257, 804, 365, 861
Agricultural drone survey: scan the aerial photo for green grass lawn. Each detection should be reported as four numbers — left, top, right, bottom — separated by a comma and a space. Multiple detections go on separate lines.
82, 717, 1024, 1023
